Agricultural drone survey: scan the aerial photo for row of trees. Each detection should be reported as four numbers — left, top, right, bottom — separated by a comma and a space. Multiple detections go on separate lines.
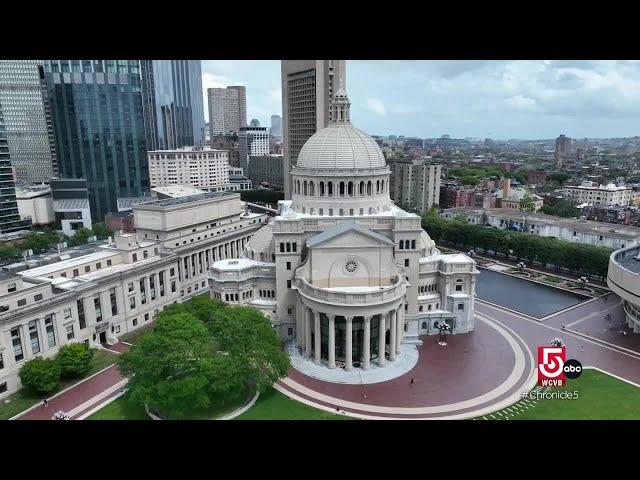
0, 223, 113, 261
118, 296, 290, 418
18, 343, 95, 394
423, 213, 613, 279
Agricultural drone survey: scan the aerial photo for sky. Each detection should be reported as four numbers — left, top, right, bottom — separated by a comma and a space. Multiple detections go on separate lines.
201, 60, 640, 140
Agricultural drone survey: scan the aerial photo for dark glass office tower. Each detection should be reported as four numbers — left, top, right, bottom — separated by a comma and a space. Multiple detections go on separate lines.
149, 60, 205, 150
44, 60, 151, 221
0, 103, 32, 233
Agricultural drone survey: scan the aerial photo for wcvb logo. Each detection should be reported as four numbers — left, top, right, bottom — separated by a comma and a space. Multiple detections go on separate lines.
537, 346, 582, 386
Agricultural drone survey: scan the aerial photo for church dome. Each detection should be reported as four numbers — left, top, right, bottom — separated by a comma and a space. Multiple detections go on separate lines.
296, 124, 386, 170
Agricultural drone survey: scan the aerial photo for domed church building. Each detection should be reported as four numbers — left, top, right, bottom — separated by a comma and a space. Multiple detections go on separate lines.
209, 89, 478, 371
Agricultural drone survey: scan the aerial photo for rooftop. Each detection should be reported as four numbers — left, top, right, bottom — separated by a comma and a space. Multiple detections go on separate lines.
135, 191, 238, 209
211, 258, 272, 270
151, 185, 206, 198
17, 250, 118, 279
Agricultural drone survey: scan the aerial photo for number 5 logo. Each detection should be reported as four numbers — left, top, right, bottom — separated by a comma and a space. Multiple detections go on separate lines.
538, 346, 565, 378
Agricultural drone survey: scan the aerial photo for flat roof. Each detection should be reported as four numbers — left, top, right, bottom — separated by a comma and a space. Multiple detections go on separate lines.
18, 250, 118, 278
136, 191, 238, 209
151, 185, 206, 198
443, 207, 640, 239
212, 258, 272, 270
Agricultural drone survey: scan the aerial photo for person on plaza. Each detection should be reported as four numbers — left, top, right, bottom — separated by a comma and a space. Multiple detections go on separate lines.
410, 377, 415, 385
43, 398, 48, 408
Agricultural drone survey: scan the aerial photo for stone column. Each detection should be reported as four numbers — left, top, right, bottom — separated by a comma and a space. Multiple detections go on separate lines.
389, 310, 397, 362
328, 314, 336, 369
362, 315, 371, 370
396, 307, 402, 355
345, 316, 353, 371
305, 307, 312, 357
378, 314, 386, 367
313, 310, 321, 365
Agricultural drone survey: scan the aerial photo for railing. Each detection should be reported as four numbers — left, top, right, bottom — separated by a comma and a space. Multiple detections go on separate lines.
297, 275, 405, 305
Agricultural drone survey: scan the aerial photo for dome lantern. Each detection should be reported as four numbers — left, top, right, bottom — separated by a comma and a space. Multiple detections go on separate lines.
330, 80, 350, 124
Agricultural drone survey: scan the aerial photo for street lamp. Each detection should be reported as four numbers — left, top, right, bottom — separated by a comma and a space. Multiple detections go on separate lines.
435, 321, 451, 346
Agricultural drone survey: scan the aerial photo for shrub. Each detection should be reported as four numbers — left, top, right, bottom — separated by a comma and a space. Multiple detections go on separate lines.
57, 343, 94, 379
19, 358, 61, 394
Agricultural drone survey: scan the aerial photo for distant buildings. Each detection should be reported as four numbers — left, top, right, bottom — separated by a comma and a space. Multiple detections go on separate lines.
494, 178, 544, 212
249, 119, 260, 127
43, 60, 151, 221
555, 134, 574, 168
208, 86, 246, 136
16, 184, 54, 227
270, 114, 282, 138
51, 178, 92, 236
147, 60, 205, 150
0, 61, 58, 183
389, 158, 441, 212
247, 154, 284, 189
563, 181, 639, 207
0, 102, 32, 233
281, 60, 346, 199
148, 147, 230, 190
209, 133, 239, 167
238, 126, 269, 171
441, 207, 640, 250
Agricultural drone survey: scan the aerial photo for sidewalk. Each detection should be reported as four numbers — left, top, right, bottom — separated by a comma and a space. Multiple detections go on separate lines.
15, 343, 129, 421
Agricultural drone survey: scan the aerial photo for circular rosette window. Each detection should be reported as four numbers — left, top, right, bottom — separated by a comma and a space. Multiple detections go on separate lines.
344, 259, 358, 275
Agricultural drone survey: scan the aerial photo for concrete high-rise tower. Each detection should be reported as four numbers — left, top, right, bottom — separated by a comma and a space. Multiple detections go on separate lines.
208, 86, 244, 137
281, 60, 346, 199
228, 85, 247, 128
270, 114, 282, 138
0, 60, 58, 184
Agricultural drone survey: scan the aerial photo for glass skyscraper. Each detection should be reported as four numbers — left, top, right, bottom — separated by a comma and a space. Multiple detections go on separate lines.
43, 60, 151, 221
149, 60, 205, 150
0, 102, 32, 233
0, 60, 58, 184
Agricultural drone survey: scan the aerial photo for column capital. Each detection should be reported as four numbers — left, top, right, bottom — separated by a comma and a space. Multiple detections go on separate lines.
313, 310, 320, 319
363, 315, 372, 323
344, 315, 353, 323
327, 313, 335, 321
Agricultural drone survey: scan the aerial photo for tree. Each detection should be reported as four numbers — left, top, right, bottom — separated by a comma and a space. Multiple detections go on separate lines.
0, 246, 21, 260
67, 228, 93, 247
56, 343, 94, 379
19, 358, 61, 394
91, 222, 113, 240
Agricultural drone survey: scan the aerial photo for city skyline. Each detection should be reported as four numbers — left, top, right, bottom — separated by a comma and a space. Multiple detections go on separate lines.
201, 60, 640, 140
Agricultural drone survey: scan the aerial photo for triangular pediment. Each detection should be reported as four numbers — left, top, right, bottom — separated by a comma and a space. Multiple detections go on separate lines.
306, 221, 395, 249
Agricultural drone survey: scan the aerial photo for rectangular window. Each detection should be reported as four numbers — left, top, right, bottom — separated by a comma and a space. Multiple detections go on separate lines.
140, 279, 147, 304
143, 250, 148, 259
115, 325, 121, 334
77, 299, 86, 329
458, 303, 464, 311
28, 320, 40, 354
171, 280, 176, 293
0, 353, 3, 369
287, 306, 293, 315
96, 262, 101, 269
404, 259, 409, 267
133, 318, 138, 327
34, 294, 43, 302
128, 282, 134, 293
73, 269, 79, 277
286, 262, 291, 270
66, 324, 75, 340
45, 315, 56, 348
144, 313, 149, 322
456, 284, 462, 292
17, 299, 26, 307
94, 295, 102, 322
110, 287, 118, 316
132, 253, 137, 262
170, 268, 175, 277
130, 296, 136, 309
288, 328, 293, 336
149, 276, 156, 301
0, 383, 6, 394
11, 328, 23, 362
287, 280, 291, 288
85, 266, 90, 273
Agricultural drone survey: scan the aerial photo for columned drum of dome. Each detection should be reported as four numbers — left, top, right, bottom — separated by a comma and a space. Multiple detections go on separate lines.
208, 87, 478, 375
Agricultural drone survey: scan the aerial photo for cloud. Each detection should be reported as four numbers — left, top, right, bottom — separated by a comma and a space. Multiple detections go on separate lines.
365, 98, 387, 116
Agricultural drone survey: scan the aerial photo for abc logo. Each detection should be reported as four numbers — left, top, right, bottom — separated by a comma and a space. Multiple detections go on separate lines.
563, 359, 582, 379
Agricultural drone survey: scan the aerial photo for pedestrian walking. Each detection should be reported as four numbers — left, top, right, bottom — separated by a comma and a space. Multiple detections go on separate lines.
43, 398, 48, 408
410, 377, 415, 385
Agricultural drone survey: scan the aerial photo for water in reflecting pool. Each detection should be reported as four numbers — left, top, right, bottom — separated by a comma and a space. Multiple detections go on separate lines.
475, 268, 590, 318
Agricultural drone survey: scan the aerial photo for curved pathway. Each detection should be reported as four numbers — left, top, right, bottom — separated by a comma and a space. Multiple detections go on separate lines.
275, 314, 535, 419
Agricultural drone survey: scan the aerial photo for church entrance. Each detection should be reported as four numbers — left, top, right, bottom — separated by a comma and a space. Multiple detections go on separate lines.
319, 315, 381, 366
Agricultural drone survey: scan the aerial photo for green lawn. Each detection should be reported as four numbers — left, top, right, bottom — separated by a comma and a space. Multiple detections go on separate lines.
236, 387, 352, 420
87, 387, 253, 420
0, 349, 118, 419
87, 394, 149, 420
478, 369, 640, 420
542, 275, 563, 284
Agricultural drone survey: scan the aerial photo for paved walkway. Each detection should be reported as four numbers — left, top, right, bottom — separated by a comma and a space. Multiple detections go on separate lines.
276, 314, 535, 419
15, 343, 129, 421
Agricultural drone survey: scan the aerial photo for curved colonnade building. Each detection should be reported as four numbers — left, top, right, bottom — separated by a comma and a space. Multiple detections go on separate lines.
209, 89, 478, 371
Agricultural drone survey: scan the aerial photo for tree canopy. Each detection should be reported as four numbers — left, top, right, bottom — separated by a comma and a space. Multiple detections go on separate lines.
118, 297, 290, 418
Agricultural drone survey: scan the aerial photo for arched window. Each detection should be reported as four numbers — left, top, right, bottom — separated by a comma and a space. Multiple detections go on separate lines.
320, 182, 325, 196
297, 180, 301, 194
339, 182, 345, 196
280, 242, 284, 253
359, 181, 364, 195
376, 180, 380, 193
309, 181, 314, 196
436, 303, 439, 309
303, 181, 307, 195
419, 306, 423, 312
348, 182, 353, 196
328, 182, 333, 196
381, 179, 385, 193
411, 240, 416, 249
422, 322, 427, 329
367, 181, 372, 195
292, 243, 297, 252
399, 240, 404, 250
286, 242, 291, 252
